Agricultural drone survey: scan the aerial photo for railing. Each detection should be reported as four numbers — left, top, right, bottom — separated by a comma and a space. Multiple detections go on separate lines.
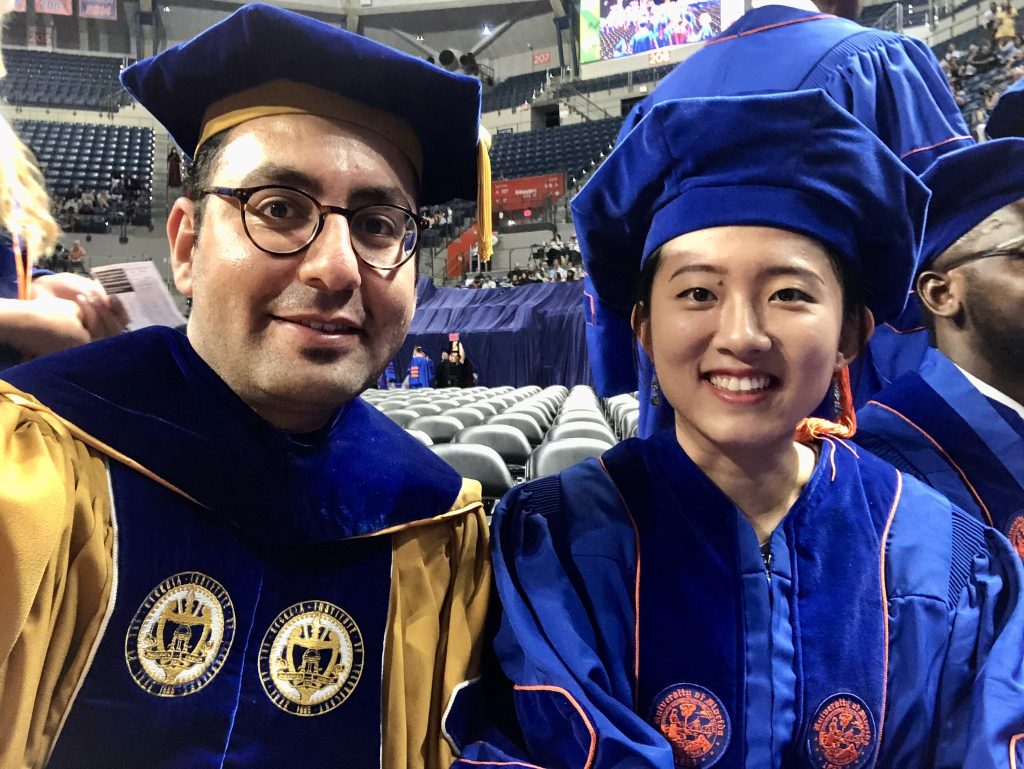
873, 3, 905, 31
554, 81, 613, 121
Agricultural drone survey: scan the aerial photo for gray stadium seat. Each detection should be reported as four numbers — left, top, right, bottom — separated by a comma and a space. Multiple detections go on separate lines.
446, 407, 487, 427
545, 422, 616, 446
405, 428, 434, 446
431, 443, 513, 508
383, 409, 419, 428
553, 411, 610, 428
508, 405, 552, 430
487, 413, 544, 445
526, 438, 611, 479
623, 411, 640, 439
453, 425, 532, 469
408, 403, 444, 417
469, 402, 500, 417
407, 415, 464, 444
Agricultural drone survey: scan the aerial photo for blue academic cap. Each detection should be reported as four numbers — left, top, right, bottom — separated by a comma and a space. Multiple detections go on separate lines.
572, 90, 930, 409
986, 79, 1024, 140
120, 3, 482, 205
919, 137, 1024, 266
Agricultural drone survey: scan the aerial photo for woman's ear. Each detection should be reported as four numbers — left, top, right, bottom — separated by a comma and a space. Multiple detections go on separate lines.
631, 302, 654, 361
836, 306, 875, 369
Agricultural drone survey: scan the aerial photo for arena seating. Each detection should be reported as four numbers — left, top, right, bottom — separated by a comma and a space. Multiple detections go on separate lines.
15, 119, 154, 197
482, 69, 560, 113
1, 48, 132, 111
490, 116, 622, 181
362, 384, 641, 508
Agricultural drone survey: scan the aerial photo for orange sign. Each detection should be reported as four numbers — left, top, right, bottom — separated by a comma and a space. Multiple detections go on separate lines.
532, 51, 552, 66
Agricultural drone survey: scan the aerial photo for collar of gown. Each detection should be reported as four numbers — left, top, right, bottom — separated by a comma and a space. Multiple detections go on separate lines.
2, 326, 464, 544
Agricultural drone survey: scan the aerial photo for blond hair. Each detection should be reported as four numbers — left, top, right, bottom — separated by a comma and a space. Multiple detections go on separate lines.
0, 6, 59, 260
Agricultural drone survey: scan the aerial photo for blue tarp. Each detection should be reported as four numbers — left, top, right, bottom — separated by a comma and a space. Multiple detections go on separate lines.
397, 278, 592, 388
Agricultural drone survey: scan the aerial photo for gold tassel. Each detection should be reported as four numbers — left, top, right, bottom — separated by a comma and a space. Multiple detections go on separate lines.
477, 126, 493, 265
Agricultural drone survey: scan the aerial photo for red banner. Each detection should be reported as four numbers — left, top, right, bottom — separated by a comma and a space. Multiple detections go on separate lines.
34, 0, 72, 15
447, 226, 478, 278
491, 173, 565, 213
79, 0, 117, 20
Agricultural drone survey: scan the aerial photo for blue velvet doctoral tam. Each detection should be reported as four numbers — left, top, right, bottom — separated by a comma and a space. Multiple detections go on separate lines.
450, 430, 1024, 769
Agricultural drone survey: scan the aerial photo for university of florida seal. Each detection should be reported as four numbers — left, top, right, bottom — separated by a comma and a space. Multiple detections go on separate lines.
807, 693, 876, 769
650, 683, 730, 768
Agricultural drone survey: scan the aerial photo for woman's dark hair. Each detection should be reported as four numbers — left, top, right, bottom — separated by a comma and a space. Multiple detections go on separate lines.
633, 240, 873, 354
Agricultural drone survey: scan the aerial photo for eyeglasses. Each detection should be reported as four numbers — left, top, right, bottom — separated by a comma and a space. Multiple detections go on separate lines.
200, 185, 429, 270
938, 232, 1024, 272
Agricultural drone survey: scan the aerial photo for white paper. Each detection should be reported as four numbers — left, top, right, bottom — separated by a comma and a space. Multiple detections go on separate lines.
90, 261, 186, 331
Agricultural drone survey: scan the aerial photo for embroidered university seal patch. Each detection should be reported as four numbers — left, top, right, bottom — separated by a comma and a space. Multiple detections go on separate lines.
125, 571, 235, 697
259, 600, 364, 717
1005, 513, 1024, 562
807, 693, 876, 769
650, 683, 730, 768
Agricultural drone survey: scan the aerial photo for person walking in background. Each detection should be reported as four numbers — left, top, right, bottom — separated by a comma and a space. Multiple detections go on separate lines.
408, 345, 434, 388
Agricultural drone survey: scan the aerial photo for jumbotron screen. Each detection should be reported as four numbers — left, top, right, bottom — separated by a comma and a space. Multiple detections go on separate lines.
580, 0, 722, 64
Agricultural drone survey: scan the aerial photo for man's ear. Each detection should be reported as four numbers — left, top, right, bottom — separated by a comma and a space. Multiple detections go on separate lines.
168, 197, 197, 298
916, 269, 963, 321
631, 302, 654, 361
836, 306, 875, 369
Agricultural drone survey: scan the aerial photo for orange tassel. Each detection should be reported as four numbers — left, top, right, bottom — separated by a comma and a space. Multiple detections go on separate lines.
794, 366, 857, 443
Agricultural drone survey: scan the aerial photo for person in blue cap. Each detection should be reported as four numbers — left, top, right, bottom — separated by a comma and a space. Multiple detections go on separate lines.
448, 91, 1024, 769
856, 139, 1024, 562
602, 0, 973, 423
0, 5, 491, 767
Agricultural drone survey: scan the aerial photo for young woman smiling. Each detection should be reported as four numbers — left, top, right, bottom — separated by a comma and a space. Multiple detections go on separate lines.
450, 92, 1024, 769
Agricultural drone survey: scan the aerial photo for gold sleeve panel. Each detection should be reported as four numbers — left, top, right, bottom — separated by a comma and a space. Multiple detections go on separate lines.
382, 478, 491, 769
0, 386, 115, 769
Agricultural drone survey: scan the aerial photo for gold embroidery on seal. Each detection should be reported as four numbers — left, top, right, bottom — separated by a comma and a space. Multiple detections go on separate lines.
125, 571, 235, 697
259, 600, 364, 717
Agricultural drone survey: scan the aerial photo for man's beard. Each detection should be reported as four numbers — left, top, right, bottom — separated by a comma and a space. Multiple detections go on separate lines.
965, 279, 1024, 383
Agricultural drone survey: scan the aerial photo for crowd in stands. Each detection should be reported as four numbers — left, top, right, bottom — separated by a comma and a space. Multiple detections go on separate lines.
50, 172, 152, 233
599, 0, 720, 58
939, 2, 1024, 135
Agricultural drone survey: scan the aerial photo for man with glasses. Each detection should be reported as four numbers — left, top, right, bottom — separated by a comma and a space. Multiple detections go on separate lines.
0, 5, 489, 767
856, 139, 1024, 558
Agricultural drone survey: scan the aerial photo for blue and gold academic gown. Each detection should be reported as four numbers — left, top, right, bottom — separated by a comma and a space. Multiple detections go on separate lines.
856, 346, 1024, 562
449, 429, 1024, 769
0, 327, 488, 769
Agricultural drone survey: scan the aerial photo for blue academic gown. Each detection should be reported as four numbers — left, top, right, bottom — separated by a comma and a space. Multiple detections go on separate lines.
621, 5, 970, 173
409, 354, 433, 388
602, 5, 972, 429
855, 346, 1024, 559
449, 429, 1024, 769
